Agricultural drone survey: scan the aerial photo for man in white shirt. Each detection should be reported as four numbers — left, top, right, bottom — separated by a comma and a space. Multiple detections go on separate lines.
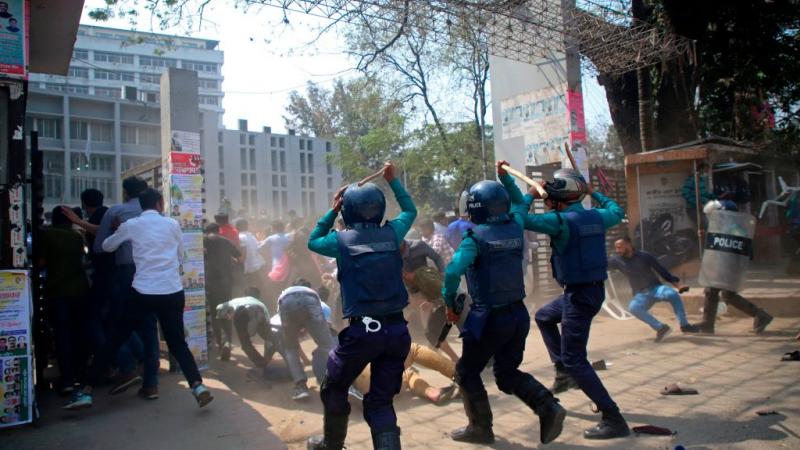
64, 188, 213, 411
236, 219, 268, 306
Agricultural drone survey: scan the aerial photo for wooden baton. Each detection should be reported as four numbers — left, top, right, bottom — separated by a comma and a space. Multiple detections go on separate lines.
564, 142, 579, 171
357, 168, 385, 187
501, 164, 548, 199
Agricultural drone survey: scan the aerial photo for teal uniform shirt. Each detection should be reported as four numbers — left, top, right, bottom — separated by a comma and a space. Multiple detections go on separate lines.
442, 174, 625, 308
307, 178, 418, 259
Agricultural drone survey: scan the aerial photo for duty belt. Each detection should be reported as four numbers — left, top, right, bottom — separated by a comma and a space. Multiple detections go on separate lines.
348, 312, 405, 333
489, 301, 524, 315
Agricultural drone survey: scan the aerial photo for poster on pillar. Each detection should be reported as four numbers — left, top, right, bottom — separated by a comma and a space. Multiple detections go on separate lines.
170, 130, 201, 154
0, 271, 33, 428
169, 174, 204, 232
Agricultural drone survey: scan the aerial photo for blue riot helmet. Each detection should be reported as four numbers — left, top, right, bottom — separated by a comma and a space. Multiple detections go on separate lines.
467, 180, 511, 225
341, 182, 386, 227
544, 168, 588, 204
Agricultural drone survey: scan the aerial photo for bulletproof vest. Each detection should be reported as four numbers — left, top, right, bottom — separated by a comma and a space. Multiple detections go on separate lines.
550, 209, 608, 286
465, 221, 526, 306
336, 225, 408, 317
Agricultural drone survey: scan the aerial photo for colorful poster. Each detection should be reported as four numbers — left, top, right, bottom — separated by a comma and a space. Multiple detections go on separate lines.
0, 0, 26, 78
169, 175, 203, 231
183, 309, 207, 369
500, 84, 571, 167
185, 290, 206, 311
567, 89, 587, 145
182, 232, 204, 262
168, 152, 203, 175
0, 271, 30, 358
0, 356, 32, 427
181, 262, 205, 291
170, 130, 200, 154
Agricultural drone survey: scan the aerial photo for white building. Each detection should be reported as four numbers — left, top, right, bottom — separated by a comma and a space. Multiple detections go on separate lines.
28, 25, 342, 220
28, 25, 225, 118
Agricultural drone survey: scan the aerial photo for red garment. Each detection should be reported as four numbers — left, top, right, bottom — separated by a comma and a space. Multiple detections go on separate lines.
218, 224, 240, 246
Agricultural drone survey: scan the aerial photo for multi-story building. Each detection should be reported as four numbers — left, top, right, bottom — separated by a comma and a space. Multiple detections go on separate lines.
27, 25, 342, 220
28, 25, 224, 118
205, 120, 342, 220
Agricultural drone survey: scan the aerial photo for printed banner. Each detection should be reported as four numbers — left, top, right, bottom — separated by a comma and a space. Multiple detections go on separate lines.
500, 84, 570, 167
0, 356, 32, 427
170, 130, 200, 154
0, 271, 30, 358
185, 290, 206, 311
168, 152, 203, 175
0, 0, 27, 78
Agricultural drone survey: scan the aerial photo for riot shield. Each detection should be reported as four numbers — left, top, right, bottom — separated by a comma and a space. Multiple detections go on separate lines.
699, 210, 756, 292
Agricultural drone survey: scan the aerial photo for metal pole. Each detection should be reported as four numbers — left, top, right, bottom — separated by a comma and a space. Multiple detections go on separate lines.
636, 165, 644, 250
693, 160, 704, 257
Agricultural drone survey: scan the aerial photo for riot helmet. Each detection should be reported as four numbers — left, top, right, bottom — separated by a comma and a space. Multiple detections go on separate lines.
341, 182, 386, 227
544, 168, 588, 204
466, 180, 510, 225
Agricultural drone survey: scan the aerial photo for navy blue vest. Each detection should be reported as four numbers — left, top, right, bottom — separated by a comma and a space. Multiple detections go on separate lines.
465, 221, 526, 307
336, 225, 408, 317
550, 209, 608, 286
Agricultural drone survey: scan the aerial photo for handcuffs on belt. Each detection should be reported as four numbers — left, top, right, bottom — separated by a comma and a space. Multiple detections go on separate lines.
362, 316, 382, 333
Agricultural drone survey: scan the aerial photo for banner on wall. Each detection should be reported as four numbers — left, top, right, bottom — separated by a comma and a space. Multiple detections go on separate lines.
0, 0, 27, 78
169, 175, 204, 232
0, 271, 33, 428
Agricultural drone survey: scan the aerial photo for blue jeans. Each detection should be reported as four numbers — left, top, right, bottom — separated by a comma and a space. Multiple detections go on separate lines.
628, 285, 689, 331
535, 283, 618, 412
280, 294, 334, 385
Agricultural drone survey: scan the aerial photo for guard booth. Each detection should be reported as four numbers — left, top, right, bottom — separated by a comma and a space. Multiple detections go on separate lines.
624, 137, 799, 281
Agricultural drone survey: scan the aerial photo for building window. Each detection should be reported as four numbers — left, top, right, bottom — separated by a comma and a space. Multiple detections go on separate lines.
182, 60, 218, 73
271, 150, 277, 169
299, 139, 305, 150
326, 142, 332, 152
30, 118, 62, 139
272, 191, 279, 210
307, 153, 314, 171
270, 136, 276, 147
67, 85, 89, 95
308, 177, 315, 189
140, 72, 160, 84
199, 95, 219, 106
302, 192, 308, 215
240, 148, 247, 170
307, 140, 313, 151
279, 137, 285, 148
239, 134, 245, 145
250, 173, 257, 186
68, 67, 89, 79
309, 192, 316, 211
327, 177, 333, 190
327, 162, 333, 175
220, 189, 225, 200
139, 91, 159, 103
44, 83, 66, 93
272, 175, 278, 187
250, 190, 258, 210
300, 154, 306, 173
69, 120, 88, 140
279, 152, 286, 172
241, 173, 248, 186
248, 135, 255, 146
94, 69, 134, 81
219, 172, 225, 185
281, 175, 287, 188
281, 191, 288, 209
301, 177, 306, 189
198, 79, 219, 89
44, 173, 64, 199
242, 190, 249, 209
94, 51, 134, 64
140, 56, 177, 68
72, 48, 89, 60
218, 146, 224, 168
95, 87, 120, 98
121, 125, 137, 144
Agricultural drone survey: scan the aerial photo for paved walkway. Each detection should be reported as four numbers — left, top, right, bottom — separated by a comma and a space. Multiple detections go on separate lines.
2, 314, 799, 449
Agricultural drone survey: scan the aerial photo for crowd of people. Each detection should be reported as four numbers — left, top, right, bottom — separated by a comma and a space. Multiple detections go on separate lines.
35, 157, 791, 450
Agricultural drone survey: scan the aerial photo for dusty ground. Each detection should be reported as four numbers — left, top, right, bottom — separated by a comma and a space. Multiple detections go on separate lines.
2, 309, 799, 450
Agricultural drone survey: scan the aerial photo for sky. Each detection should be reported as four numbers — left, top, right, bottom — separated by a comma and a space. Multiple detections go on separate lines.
80, 1, 612, 134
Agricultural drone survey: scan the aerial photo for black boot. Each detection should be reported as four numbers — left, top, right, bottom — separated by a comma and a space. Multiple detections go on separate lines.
551, 363, 579, 394
584, 407, 630, 440
450, 390, 495, 444
371, 428, 402, 450
307, 411, 349, 450
514, 377, 567, 444
693, 288, 719, 334
753, 309, 773, 334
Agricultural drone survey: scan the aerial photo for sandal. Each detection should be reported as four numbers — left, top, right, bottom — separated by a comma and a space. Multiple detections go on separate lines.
661, 383, 699, 395
781, 350, 800, 361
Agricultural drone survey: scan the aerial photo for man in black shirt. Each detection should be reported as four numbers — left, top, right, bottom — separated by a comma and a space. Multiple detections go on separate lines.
609, 238, 698, 342
204, 223, 242, 360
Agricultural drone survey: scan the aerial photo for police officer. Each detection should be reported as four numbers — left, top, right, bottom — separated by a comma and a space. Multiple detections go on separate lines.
306, 162, 416, 450
498, 161, 629, 440
442, 179, 566, 445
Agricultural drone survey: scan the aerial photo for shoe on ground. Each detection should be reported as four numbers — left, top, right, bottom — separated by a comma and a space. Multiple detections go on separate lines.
110, 373, 143, 395
451, 425, 495, 444
220, 342, 232, 361
192, 384, 213, 408
692, 322, 714, 334
307, 435, 343, 450
753, 311, 773, 334
292, 383, 311, 401
138, 386, 159, 400
584, 417, 630, 439
655, 324, 672, 343
551, 372, 580, 394
680, 324, 701, 333
538, 400, 567, 444
63, 391, 93, 411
